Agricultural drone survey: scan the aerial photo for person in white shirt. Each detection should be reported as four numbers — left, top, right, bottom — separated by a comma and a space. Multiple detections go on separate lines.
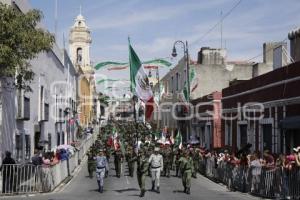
250, 153, 262, 192
149, 147, 163, 193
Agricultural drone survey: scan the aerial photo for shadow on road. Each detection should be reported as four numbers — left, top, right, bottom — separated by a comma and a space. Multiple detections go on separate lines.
173, 190, 185, 193
128, 194, 141, 197
114, 188, 139, 193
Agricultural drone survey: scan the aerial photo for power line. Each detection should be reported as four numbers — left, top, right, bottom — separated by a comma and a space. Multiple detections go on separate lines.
190, 0, 243, 47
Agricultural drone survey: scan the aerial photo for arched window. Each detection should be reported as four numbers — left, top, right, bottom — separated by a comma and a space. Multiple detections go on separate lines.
77, 48, 82, 64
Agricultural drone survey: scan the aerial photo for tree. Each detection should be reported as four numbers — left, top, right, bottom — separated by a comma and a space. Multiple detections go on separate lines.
0, 2, 55, 91
98, 93, 110, 106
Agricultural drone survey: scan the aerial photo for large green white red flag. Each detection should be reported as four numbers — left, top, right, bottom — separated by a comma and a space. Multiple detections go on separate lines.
178, 67, 198, 112
175, 130, 183, 149
129, 39, 154, 120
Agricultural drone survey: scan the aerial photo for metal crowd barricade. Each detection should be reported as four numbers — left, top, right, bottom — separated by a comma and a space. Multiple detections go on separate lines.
198, 158, 300, 199
0, 135, 95, 196
0, 164, 44, 195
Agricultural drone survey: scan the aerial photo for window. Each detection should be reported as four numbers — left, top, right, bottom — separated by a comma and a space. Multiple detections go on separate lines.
225, 121, 232, 146
62, 132, 65, 144
48, 133, 52, 150
176, 73, 179, 91
57, 132, 60, 146
178, 73, 181, 90
16, 89, 30, 120
24, 97, 30, 120
17, 89, 23, 118
171, 76, 174, 93
59, 108, 63, 122
39, 86, 44, 121
25, 135, 30, 160
55, 94, 58, 120
16, 135, 22, 160
77, 48, 82, 64
44, 103, 49, 121
240, 124, 248, 148
263, 124, 272, 152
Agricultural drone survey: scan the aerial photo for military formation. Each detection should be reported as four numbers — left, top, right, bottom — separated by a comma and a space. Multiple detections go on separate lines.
86, 121, 201, 197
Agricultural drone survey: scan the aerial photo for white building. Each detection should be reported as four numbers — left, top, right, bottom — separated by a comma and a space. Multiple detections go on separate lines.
0, 0, 78, 163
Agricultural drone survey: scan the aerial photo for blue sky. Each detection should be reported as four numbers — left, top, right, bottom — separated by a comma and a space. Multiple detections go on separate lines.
29, 0, 300, 96
29, 0, 300, 64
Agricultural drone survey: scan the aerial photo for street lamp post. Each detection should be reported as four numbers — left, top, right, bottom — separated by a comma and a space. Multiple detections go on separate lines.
172, 40, 191, 142
156, 66, 161, 131
172, 40, 190, 98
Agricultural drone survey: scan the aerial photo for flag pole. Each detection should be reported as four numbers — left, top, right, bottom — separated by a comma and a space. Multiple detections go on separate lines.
128, 37, 138, 145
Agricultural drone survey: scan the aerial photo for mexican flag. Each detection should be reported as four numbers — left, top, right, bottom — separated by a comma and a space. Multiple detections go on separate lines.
112, 128, 120, 150
178, 68, 197, 111
94, 61, 128, 70
129, 40, 154, 120
95, 59, 171, 71
190, 68, 198, 93
174, 130, 183, 149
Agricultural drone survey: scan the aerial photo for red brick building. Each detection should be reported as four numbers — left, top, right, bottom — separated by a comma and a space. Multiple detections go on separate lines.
191, 91, 222, 150
221, 61, 300, 154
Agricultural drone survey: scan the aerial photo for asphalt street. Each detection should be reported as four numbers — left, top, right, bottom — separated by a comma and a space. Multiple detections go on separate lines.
1, 160, 261, 200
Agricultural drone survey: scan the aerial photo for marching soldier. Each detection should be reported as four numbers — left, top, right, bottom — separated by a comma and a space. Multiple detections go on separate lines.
193, 148, 200, 178
95, 149, 108, 193
131, 149, 149, 197
149, 147, 163, 193
180, 150, 194, 195
114, 148, 123, 178
175, 149, 182, 177
87, 150, 96, 178
126, 146, 135, 177
163, 146, 172, 177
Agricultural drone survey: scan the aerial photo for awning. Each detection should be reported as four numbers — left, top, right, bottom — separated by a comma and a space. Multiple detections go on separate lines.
280, 116, 300, 129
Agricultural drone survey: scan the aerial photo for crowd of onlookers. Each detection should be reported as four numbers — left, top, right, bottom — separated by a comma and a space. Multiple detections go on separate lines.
0, 143, 79, 169
31, 147, 74, 167
197, 145, 300, 170
194, 144, 300, 198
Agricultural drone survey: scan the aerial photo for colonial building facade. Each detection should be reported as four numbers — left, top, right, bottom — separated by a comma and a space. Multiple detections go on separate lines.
155, 43, 281, 142
69, 13, 96, 127
222, 29, 300, 154
0, 0, 78, 163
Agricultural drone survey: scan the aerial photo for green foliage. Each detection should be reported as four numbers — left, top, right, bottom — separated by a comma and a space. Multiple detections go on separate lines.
0, 2, 55, 91
98, 93, 110, 105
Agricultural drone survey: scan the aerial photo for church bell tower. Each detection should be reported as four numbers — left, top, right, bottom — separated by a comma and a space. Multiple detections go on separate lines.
69, 13, 94, 74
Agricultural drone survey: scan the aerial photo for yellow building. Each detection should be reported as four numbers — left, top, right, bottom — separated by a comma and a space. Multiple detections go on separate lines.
69, 13, 96, 127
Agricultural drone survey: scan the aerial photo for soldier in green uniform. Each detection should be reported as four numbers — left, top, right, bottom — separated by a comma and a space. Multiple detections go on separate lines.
126, 146, 135, 177
114, 148, 123, 178
163, 146, 172, 177
175, 149, 182, 177
180, 150, 194, 194
192, 148, 200, 178
87, 150, 96, 178
146, 144, 153, 177
131, 149, 149, 197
